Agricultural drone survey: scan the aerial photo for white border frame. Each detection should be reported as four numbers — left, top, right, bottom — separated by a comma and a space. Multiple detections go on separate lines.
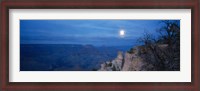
9, 9, 191, 82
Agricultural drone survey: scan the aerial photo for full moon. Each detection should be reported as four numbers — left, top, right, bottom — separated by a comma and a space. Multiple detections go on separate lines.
119, 29, 125, 36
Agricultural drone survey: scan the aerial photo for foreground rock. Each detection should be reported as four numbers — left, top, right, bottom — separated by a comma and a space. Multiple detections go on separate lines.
98, 44, 171, 71
99, 51, 123, 71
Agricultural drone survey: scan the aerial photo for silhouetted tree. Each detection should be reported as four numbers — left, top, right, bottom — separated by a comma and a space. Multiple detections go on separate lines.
157, 20, 180, 46
138, 20, 180, 71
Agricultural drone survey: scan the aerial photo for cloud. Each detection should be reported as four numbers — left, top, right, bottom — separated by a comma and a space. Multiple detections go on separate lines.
20, 20, 171, 46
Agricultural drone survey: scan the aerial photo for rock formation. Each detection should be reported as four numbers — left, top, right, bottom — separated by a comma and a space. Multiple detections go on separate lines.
122, 52, 134, 71
98, 45, 155, 71
98, 51, 123, 71
97, 43, 180, 71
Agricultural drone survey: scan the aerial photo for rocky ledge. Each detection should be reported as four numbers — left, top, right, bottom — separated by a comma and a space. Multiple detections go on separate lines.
98, 44, 174, 71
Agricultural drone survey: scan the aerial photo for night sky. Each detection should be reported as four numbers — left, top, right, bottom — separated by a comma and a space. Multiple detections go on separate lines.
20, 20, 170, 46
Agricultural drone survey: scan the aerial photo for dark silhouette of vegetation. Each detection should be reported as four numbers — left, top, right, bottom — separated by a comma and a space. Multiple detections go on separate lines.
127, 48, 135, 54
137, 20, 180, 71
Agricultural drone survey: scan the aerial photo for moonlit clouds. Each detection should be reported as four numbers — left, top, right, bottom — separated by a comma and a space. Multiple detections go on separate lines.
20, 20, 170, 46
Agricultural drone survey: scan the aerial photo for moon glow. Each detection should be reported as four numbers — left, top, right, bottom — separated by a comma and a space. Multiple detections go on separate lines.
119, 29, 125, 37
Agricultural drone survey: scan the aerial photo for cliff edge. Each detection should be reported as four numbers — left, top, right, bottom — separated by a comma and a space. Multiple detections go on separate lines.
98, 44, 176, 71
